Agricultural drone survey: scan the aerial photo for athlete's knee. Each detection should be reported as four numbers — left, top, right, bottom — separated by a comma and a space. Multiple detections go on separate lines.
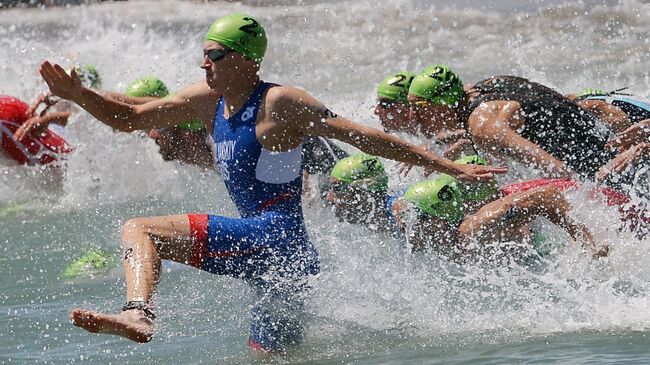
121, 217, 154, 238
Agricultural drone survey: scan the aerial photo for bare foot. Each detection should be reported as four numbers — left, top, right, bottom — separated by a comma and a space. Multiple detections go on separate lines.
70, 308, 154, 343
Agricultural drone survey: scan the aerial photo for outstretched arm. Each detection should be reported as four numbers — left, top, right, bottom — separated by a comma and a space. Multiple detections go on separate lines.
13, 111, 71, 141
606, 119, 650, 152
596, 142, 650, 182
576, 99, 632, 134
528, 186, 608, 258
458, 185, 607, 257
264, 86, 506, 182
39, 61, 216, 132
468, 100, 574, 178
103, 91, 161, 106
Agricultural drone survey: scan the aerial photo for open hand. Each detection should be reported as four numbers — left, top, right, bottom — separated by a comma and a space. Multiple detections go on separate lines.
606, 119, 650, 152
39, 61, 84, 101
398, 162, 415, 177
13, 116, 47, 141
452, 163, 508, 182
596, 142, 650, 181
26, 91, 58, 118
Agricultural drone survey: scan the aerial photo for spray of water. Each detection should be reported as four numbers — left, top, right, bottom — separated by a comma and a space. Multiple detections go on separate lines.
1, 1, 649, 363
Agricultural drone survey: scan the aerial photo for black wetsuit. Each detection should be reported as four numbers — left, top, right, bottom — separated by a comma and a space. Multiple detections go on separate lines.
302, 136, 349, 175
302, 136, 349, 197
460, 76, 615, 178
471, 75, 566, 101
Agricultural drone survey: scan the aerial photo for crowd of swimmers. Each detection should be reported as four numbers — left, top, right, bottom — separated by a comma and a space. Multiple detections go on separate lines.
1, 11, 649, 355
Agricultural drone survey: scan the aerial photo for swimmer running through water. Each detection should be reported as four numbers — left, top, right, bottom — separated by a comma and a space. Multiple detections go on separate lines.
39, 13, 506, 352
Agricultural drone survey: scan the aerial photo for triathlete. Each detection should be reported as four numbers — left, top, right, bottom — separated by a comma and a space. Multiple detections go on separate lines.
39, 14, 504, 352
328, 154, 606, 258
407, 66, 616, 179
396, 173, 605, 258
374, 71, 470, 162
374, 71, 418, 134
1, 65, 98, 166
326, 153, 401, 236
116, 76, 216, 169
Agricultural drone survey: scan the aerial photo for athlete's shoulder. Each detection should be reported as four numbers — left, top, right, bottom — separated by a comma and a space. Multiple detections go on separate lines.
467, 100, 522, 131
265, 84, 311, 102
174, 80, 220, 115
474, 99, 520, 113
264, 84, 322, 113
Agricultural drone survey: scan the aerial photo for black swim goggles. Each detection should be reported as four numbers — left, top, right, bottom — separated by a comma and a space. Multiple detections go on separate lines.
377, 100, 396, 109
205, 48, 234, 63
329, 174, 388, 194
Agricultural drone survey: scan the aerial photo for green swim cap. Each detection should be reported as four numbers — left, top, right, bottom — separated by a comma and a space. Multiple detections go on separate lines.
205, 13, 267, 63
61, 248, 114, 279
330, 153, 388, 192
68, 64, 101, 89
403, 176, 465, 223
446, 154, 499, 202
177, 117, 205, 131
576, 88, 609, 99
377, 71, 416, 104
125, 77, 170, 98
408, 64, 463, 106
0, 202, 27, 218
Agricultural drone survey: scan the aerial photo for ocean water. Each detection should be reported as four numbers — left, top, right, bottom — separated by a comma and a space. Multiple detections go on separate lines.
1, 0, 650, 364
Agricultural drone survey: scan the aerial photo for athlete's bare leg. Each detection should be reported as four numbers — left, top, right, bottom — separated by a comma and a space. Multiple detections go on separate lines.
70, 214, 195, 342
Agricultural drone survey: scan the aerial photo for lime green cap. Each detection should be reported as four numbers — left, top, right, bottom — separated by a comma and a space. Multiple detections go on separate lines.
403, 176, 465, 223
454, 154, 488, 166
576, 88, 608, 98
205, 13, 267, 64
125, 77, 170, 98
449, 154, 499, 202
377, 71, 416, 103
61, 248, 114, 279
0, 202, 27, 218
177, 117, 205, 131
408, 64, 463, 106
330, 153, 388, 192
68, 64, 101, 89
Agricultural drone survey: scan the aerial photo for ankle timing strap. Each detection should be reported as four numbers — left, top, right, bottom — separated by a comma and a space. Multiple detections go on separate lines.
122, 301, 156, 320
